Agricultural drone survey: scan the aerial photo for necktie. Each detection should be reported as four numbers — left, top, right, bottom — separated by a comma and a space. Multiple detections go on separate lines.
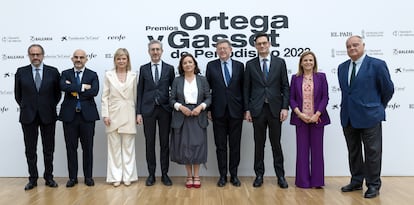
263, 58, 269, 80
350, 62, 356, 86
35, 68, 41, 91
75, 71, 82, 110
223, 62, 231, 86
154, 64, 159, 84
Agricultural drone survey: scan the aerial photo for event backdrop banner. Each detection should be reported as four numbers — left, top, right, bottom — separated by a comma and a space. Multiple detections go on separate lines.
1, 0, 413, 177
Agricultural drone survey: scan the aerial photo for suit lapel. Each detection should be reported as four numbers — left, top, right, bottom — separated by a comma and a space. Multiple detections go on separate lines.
253, 58, 266, 84
313, 74, 318, 97
217, 60, 227, 86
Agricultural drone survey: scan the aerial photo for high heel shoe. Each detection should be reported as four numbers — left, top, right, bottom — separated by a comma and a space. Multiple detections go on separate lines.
185, 177, 193, 188
193, 176, 201, 188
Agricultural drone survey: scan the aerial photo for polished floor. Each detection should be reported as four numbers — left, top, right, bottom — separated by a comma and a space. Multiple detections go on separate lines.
1, 177, 413, 205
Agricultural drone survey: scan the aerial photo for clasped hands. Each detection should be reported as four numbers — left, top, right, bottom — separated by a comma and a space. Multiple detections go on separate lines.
298, 112, 321, 124
180, 105, 202, 117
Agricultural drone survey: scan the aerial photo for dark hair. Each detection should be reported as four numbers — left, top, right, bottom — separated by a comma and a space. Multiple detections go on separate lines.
177, 53, 200, 75
27, 44, 44, 55
254, 32, 269, 42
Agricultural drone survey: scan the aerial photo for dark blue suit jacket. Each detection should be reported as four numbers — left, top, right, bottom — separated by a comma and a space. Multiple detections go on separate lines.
243, 56, 290, 118
289, 72, 330, 127
14, 64, 61, 124
170, 75, 211, 129
205, 59, 244, 119
137, 61, 175, 116
338, 55, 394, 128
59, 68, 100, 122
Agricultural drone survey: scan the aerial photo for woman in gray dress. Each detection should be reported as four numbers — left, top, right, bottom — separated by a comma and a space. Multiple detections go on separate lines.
170, 53, 211, 188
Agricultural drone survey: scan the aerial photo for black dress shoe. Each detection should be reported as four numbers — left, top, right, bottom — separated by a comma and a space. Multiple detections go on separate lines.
24, 181, 37, 190
230, 176, 241, 187
364, 187, 380, 198
145, 175, 156, 186
66, 179, 78, 187
161, 174, 172, 186
253, 176, 263, 187
45, 179, 58, 188
84, 178, 95, 186
217, 176, 227, 187
277, 177, 288, 189
341, 183, 362, 192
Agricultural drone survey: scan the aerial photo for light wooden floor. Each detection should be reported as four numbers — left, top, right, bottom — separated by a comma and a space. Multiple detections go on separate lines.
1, 177, 413, 205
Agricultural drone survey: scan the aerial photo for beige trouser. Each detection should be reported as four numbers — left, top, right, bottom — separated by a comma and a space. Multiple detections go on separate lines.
106, 131, 138, 183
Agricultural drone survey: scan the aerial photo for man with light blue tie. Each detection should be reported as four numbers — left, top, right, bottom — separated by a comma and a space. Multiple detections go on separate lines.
206, 39, 245, 187
59, 49, 100, 188
14, 44, 61, 190
338, 36, 394, 198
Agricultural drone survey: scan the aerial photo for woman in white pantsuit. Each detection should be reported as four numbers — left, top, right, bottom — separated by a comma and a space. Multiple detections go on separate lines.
101, 48, 138, 187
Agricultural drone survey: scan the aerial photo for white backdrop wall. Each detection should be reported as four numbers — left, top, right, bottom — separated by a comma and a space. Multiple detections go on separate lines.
1, 0, 413, 177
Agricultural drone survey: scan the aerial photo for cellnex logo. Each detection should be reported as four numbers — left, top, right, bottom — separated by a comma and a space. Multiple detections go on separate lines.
146, 12, 289, 58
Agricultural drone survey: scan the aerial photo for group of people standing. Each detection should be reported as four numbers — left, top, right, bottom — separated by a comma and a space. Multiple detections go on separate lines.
14, 33, 394, 199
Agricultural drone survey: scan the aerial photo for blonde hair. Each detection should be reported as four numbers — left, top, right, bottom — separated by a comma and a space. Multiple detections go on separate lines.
296, 51, 318, 76
113, 48, 132, 71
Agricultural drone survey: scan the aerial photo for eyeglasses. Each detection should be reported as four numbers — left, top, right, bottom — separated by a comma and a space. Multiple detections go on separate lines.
29, 53, 43, 57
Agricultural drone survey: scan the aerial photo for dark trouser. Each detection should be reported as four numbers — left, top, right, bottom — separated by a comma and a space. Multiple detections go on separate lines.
143, 106, 171, 175
21, 113, 56, 182
212, 108, 243, 177
63, 112, 95, 179
252, 104, 285, 178
343, 122, 382, 189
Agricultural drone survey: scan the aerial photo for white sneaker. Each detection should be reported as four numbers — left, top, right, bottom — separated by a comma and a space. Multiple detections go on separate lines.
124, 181, 131, 186
113, 182, 121, 187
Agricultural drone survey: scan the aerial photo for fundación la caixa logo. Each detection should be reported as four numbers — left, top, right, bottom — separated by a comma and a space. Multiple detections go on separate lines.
143, 12, 311, 59
61, 35, 100, 41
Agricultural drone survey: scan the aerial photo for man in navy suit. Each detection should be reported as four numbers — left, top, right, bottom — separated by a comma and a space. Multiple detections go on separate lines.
14, 44, 61, 190
136, 40, 175, 186
59, 49, 100, 187
338, 36, 394, 198
206, 39, 244, 187
244, 32, 290, 188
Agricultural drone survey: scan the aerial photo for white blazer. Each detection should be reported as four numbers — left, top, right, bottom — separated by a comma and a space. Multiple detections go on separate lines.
101, 70, 137, 134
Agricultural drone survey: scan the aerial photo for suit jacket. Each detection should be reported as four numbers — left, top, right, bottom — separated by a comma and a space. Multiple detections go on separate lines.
206, 58, 244, 119
338, 55, 394, 128
59, 67, 100, 122
101, 70, 137, 134
243, 56, 290, 118
136, 61, 175, 116
14, 64, 61, 124
289, 72, 330, 127
170, 75, 211, 129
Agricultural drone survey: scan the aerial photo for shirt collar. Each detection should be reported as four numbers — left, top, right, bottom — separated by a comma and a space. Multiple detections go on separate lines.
31, 63, 44, 71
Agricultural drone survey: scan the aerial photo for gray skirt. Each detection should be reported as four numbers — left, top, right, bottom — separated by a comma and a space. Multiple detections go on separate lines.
170, 113, 207, 165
